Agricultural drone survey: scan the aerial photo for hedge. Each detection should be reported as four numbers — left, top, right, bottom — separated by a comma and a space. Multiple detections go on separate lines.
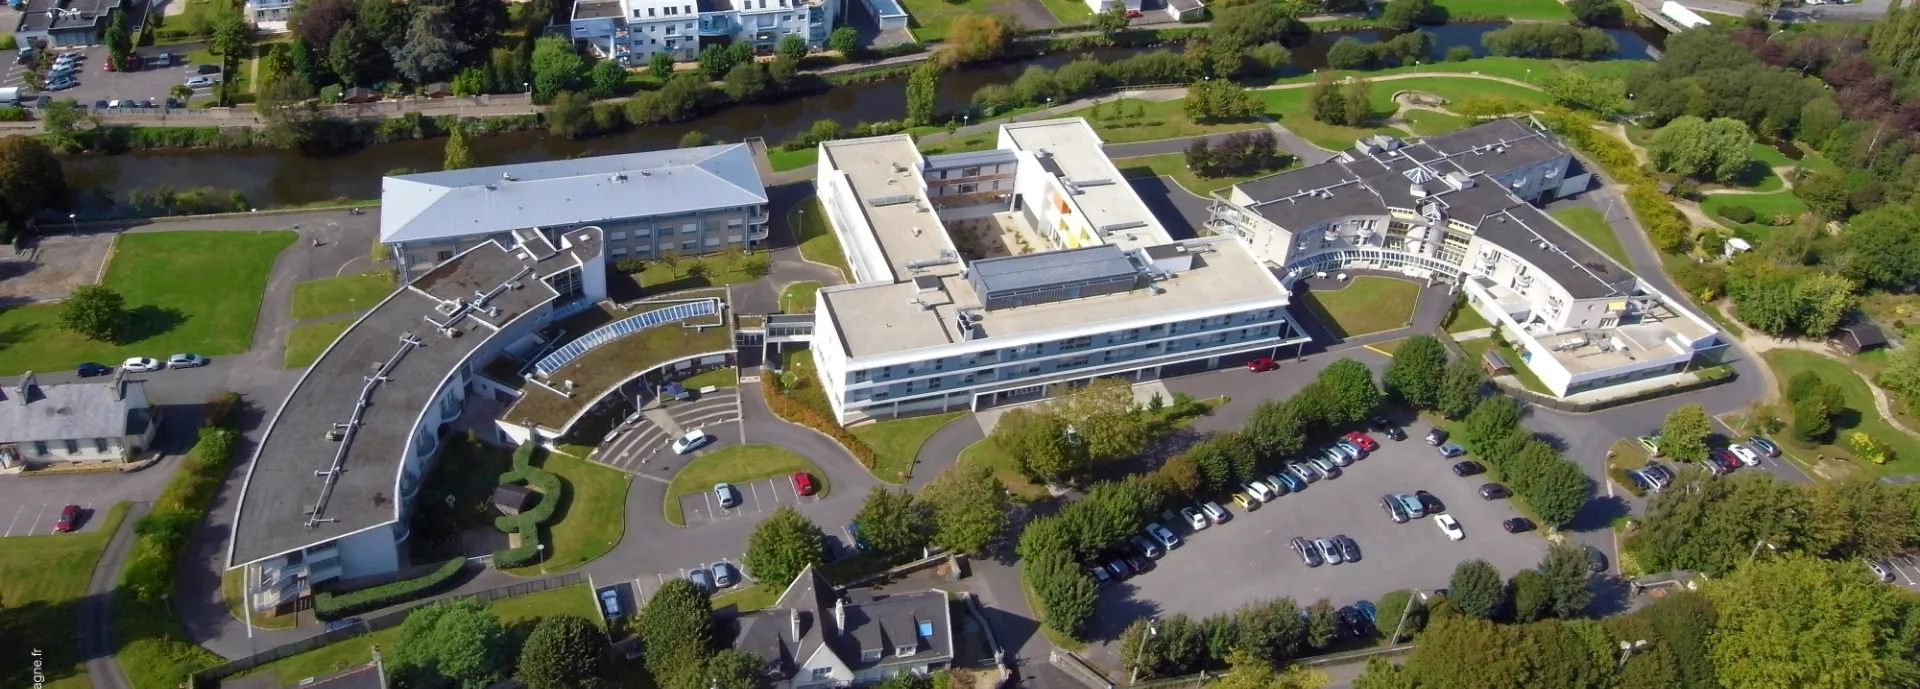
491, 442, 563, 568
1608, 467, 1647, 498
1718, 204, 1756, 224
123, 424, 237, 601
313, 557, 467, 620
760, 370, 878, 469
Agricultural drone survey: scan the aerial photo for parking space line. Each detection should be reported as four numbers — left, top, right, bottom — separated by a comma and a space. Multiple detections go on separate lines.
3, 504, 27, 537
1890, 558, 1918, 585
27, 503, 48, 536
750, 481, 764, 513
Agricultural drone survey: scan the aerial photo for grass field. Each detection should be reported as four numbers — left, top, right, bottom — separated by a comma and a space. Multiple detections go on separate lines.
1458, 336, 1551, 395
1762, 349, 1920, 477
664, 445, 829, 525
238, 585, 601, 688
918, 130, 999, 156
0, 502, 128, 689
1700, 191, 1808, 240
1445, 299, 1493, 334
899, 0, 1086, 41
1052, 98, 1264, 144
768, 146, 819, 172
1435, 0, 1571, 20
636, 250, 768, 291
1266, 57, 1645, 90
781, 281, 822, 314
289, 272, 392, 321
852, 411, 964, 483
791, 196, 851, 281
0, 230, 294, 375
679, 367, 738, 389
506, 450, 630, 574
1402, 109, 1471, 136
1259, 88, 1400, 152
1548, 207, 1630, 266
1300, 276, 1420, 338
958, 437, 1048, 501
1369, 77, 1551, 111
1114, 152, 1294, 197
283, 318, 353, 369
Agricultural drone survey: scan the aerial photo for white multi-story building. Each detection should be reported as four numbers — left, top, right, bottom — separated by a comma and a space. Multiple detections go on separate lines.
808, 118, 1311, 423
1209, 118, 1725, 397
568, 0, 839, 64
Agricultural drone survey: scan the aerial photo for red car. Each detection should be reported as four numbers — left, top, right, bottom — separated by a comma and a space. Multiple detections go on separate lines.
1343, 431, 1378, 452
54, 504, 80, 533
1711, 450, 1741, 472
790, 471, 818, 496
1247, 357, 1277, 372
1125, 8, 1141, 17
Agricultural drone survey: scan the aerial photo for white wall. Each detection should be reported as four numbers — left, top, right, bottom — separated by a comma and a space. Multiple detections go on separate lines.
335, 524, 402, 579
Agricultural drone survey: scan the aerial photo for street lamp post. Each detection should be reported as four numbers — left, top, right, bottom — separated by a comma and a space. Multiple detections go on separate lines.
537, 543, 547, 573
1617, 639, 1649, 668
1129, 617, 1159, 683
1749, 539, 1776, 561
68, 213, 76, 233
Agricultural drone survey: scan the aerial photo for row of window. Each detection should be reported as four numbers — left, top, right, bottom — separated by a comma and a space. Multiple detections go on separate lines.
847, 309, 1283, 385
26, 438, 114, 456
608, 235, 744, 256
847, 325, 1280, 402
605, 221, 746, 241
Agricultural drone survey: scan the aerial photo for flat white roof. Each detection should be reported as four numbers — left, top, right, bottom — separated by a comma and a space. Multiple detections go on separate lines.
1001, 119, 1172, 252
820, 136, 957, 280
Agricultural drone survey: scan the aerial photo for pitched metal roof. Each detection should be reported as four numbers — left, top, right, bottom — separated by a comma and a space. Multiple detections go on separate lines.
380, 144, 768, 244
0, 378, 148, 443
967, 245, 1137, 295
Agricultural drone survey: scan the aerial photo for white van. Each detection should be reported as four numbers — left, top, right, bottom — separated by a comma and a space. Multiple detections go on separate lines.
0, 87, 21, 105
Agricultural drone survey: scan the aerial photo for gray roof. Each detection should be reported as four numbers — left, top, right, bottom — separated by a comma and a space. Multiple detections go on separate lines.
735, 566, 835, 680
0, 378, 149, 443
967, 245, 1136, 295
833, 588, 953, 671
230, 229, 602, 568
1417, 118, 1568, 170
573, 0, 622, 18
16, 0, 116, 32
1468, 199, 1626, 299
380, 144, 768, 244
923, 149, 1017, 170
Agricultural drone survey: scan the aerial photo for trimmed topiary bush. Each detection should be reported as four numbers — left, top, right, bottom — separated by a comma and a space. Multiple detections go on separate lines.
492, 442, 563, 568
313, 557, 467, 619
1718, 204, 1756, 224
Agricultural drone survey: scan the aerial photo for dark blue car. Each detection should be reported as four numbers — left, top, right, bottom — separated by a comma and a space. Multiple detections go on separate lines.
75, 362, 112, 377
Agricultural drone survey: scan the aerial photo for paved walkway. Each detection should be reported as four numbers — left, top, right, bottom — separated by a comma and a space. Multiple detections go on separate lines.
80, 502, 150, 689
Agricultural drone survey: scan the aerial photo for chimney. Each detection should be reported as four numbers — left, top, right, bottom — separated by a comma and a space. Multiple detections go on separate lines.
834, 598, 846, 631
791, 608, 801, 641
15, 372, 35, 405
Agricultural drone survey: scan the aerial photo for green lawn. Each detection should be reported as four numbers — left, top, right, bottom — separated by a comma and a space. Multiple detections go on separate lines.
506, 305, 735, 429
1259, 88, 1400, 152
289, 272, 393, 321
1300, 276, 1420, 338
852, 411, 964, 483
781, 281, 822, 314
899, 0, 1087, 40
1548, 207, 1631, 266
1762, 349, 1920, 477
1700, 191, 1808, 240
1458, 336, 1552, 395
283, 318, 353, 369
1114, 152, 1295, 197
679, 367, 738, 389
1265, 57, 1642, 89
1435, 0, 1570, 20
1368, 77, 1551, 111
791, 196, 851, 281
712, 582, 782, 613
506, 450, 630, 574
636, 250, 769, 292
768, 146, 819, 172
1402, 109, 1471, 136
918, 130, 999, 156
1445, 299, 1494, 334
237, 585, 601, 688
0, 502, 129, 689
0, 230, 293, 375
664, 445, 829, 525
958, 437, 1047, 501
1052, 98, 1264, 144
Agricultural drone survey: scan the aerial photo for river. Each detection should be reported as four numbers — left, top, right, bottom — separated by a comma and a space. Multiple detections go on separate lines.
63, 22, 1664, 211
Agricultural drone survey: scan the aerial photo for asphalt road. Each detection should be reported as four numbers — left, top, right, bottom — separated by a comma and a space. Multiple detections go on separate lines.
79, 502, 150, 689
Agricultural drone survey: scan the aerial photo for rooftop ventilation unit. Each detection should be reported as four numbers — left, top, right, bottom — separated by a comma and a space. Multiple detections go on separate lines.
501, 172, 517, 181
1071, 178, 1114, 188
1099, 220, 1149, 234
869, 194, 916, 207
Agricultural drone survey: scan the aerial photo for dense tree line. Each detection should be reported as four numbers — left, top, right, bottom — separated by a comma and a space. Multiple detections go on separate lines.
969, 51, 1202, 115
1480, 23, 1617, 60
1308, 73, 1373, 126
1627, 466, 1920, 576
1325, 31, 1433, 71
1185, 131, 1293, 179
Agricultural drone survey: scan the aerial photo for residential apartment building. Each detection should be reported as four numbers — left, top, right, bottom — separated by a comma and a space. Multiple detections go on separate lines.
245, 0, 292, 27
568, 0, 840, 64
229, 228, 604, 613
12, 0, 128, 47
809, 118, 1310, 423
380, 145, 769, 282
735, 566, 953, 687
1208, 118, 1723, 397
0, 373, 156, 470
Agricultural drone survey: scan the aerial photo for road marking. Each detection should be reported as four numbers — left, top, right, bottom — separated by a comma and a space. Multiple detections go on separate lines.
1889, 558, 1918, 585
3, 504, 27, 537
28, 503, 48, 536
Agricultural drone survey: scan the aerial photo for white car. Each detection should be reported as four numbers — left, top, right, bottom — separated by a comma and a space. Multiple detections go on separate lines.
1242, 480, 1275, 503
1729, 444, 1761, 467
1198, 501, 1230, 524
1144, 522, 1181, 549
184, 75, 216, 88
121, 357, 163, 372
1180, 506, 1209, 531
167, 353, 209, 368
671, 429, 713, 455
1433, 514, 1465, 541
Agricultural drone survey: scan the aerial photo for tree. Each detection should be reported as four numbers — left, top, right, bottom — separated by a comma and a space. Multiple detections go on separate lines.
1316, 358, 1379, 426
942, 14, 1016, 66
328, 20, 379, 86
1646, 116, 1755, 183
1243, 398, 1305, 462
1460, 396, 1521, 452
0, 137, 68, 223
1705, 555, 1920, 689
906, 60, 939, 126
389, 598, 511, 689
991, 407, 1084, 481
531, 35, 586, 102
105, 10, 132, 71
723, 61, 770, 102
1093, 2, 1130, 39
1026, 552, 1096, 639
1658, 403, 1712, 463
291, 0, 359, 52
1232, 598, 1307, 665
1842, 204, 1920, 289
393, 1, 469, 84
57, 284, 125, 343
1876, 343, 1920, 412
679, 130, 711, 148
829, 26, 859, 54
1539, 542, 1595, 619
518, 614, 609, 689
1202, 1, 1301, 77
1568, 0, 1622, 25
1304, 598, 1340, 649
1308, 72, 1351, 125
1383, 335, 1448, 408
436, 0, 507, 58
670, 649, 766, 689
776, 34, 809, 63
638, 579, 714, 687
1796, 170, 1850, 220
1625, 470, 1816, 576
1056, 377, 1152, 463
1538, 70, 1630, 117
853, 487, 930, 557
1379, 0, 1431, 30
1326, 37, 1376, 70
649, 51, 675, 79
1447, 560, 1504, 620
442, 121, 475, 170
1527, 460, 1594, 526
1212, 648, 1328, 689
1434, 358, 1485, 420
1508, 569, 1550, 623
587, 59, 626, 99
1481, 23, 1616, 59
1792, 396, 1833, 444
1806, 477, 1916, 560
210, 7, 254, 68
742, 505, 824, 586
1354, 656, 1414, 689
358, 0, 410, 56
919, 461, 1009, 554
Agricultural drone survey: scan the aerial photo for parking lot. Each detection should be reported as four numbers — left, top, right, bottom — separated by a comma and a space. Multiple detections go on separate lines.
3, 44, 216, 107
0, 500, 104, 536
677, 473, 825, 527
1083, 427, 1551, 643
0, 460, 177, 538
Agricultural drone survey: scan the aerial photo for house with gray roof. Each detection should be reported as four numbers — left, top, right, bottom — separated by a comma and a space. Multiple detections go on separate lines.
0, 373, 155, 470
380, 144, 768, 281
734, 565, 954, 687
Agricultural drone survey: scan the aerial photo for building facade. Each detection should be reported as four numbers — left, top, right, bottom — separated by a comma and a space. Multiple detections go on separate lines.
809, 119, 1310, 424
12, 0, 126, 47
568, 0, 840, 64
1207, 118, 1721, 397
0, 374, 157, 470
735, 566, 954, 688
380, 145, 769, 282
244, 0, 292, 27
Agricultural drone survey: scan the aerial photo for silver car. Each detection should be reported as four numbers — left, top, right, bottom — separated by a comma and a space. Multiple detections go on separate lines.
1308, 455, 1342, 479
1288, 461, 1320, 483
1315, 537, 1344, 565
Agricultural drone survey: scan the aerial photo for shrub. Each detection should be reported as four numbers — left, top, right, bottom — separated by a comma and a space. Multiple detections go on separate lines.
1445, 46, 1474, 62
123, 426, 237, 601
1718, 204, 1756, 224
614, 257, 646, 274
203, 390, 243, 429
760, 370, 877, 468
492, 442, 564, 568
313, 558, 467, 619
0, 106, 28, 121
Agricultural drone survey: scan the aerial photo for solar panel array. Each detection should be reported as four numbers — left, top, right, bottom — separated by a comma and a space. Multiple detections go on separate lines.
534, 298, 721, 377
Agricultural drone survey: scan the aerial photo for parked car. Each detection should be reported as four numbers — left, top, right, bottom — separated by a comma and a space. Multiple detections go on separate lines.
1586, 545, 1609, 573
1247, 356, 1277, 372
1380, 495, 1410, 523
1259, 473, 1291, 497
1478, 483, 1510, 500
1712, 449, 1742, 472
790, 471, 817, 496
1308, 455, 1342, 479
1145, 522, 1180, 549
1130, 534, 1164, 559
1104, 558, 1132, 582
1334, 534, 1360, 562
191, 63, 221, 74
1231, 492, 1259, 511
1198, 501, 1229, 524
1749, 436, 1781, 457
1425, 427, 1449, 446
1315, 537, 1344, 565
75, 362, 112, 377
1625, 470, 1654, 493
44, 76, 75, 90
671, 429, 713, 454
1354, 600, 1378, 627
1345, 431, 1379, 452
1243, 479, 1276, 503
184, 75, 215, 88
1291, 536, 1323, 567
600, 589, 623, 618
1637, 435, 1662, 456
54, 504, 81, 532
1181, 506, 1209, 530
325, 617, 366, 632
149, 52, 173, 68
92, 99, 108, 110
1502, 517, 1535, 533
1451, 460, 1485, 477
713, 482, 740, 508
1867, 559, 1896, 582
1287, 461, 1320, 484
167, 353, 208, 368
121, 357, 162, 372
1729, 444, 1761, 467
1272, 471, 1306, 493
1438, 442, 1466, 458
1434, 514, 1465, 541
712, 561, 737, 588
1088, 564, 1113, 586
1372, 417, 1406, 441
1413, 490, 1444, 515
1120, 551, 1150, 575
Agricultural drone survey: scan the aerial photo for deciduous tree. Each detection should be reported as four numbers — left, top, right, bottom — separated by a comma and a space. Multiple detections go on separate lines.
723, 61, 770, 102
1026, 552, 1096, 639
1383, 334, 1448, 408
1316, 358, 1380, 426
1461, 396, 1521, 451
777, 34, 809, 62
443, 121, 475, 170
853, 486, 931, 557
393, 1, 469, 84
942, 14, 1016, 66
1233, 597, 1307, 665
1658, 403, 1712, 463
992, 407, 1084, 481
531, 35, 586, 102
57, 285, 125, 343
650, 51, 675, 79
1304, 598, 1340, 649
638, 578, 714, 686
919, 461, 1009, 554
828, 26, 859, 54
743, 506, 824, 586
589, 59, 627, 99
1540, 542, 1594, 619
1508, 569, 1549, 623
1211, 648, 1328, 689
1705, 555, 1920, 689
390, 598, 511, 689
1447, 559, 1504, 620
1243, 398, 1306, 462
518, 614, 609, 689
1434, 358, 1485, 420
0, 137, 67, 223
669, 649, 765, 689
1378, 0, 1430, 31
906, 60, 939, 126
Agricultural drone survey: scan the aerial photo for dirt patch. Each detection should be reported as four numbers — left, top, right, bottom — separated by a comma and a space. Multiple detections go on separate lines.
0, 232, 118, 305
